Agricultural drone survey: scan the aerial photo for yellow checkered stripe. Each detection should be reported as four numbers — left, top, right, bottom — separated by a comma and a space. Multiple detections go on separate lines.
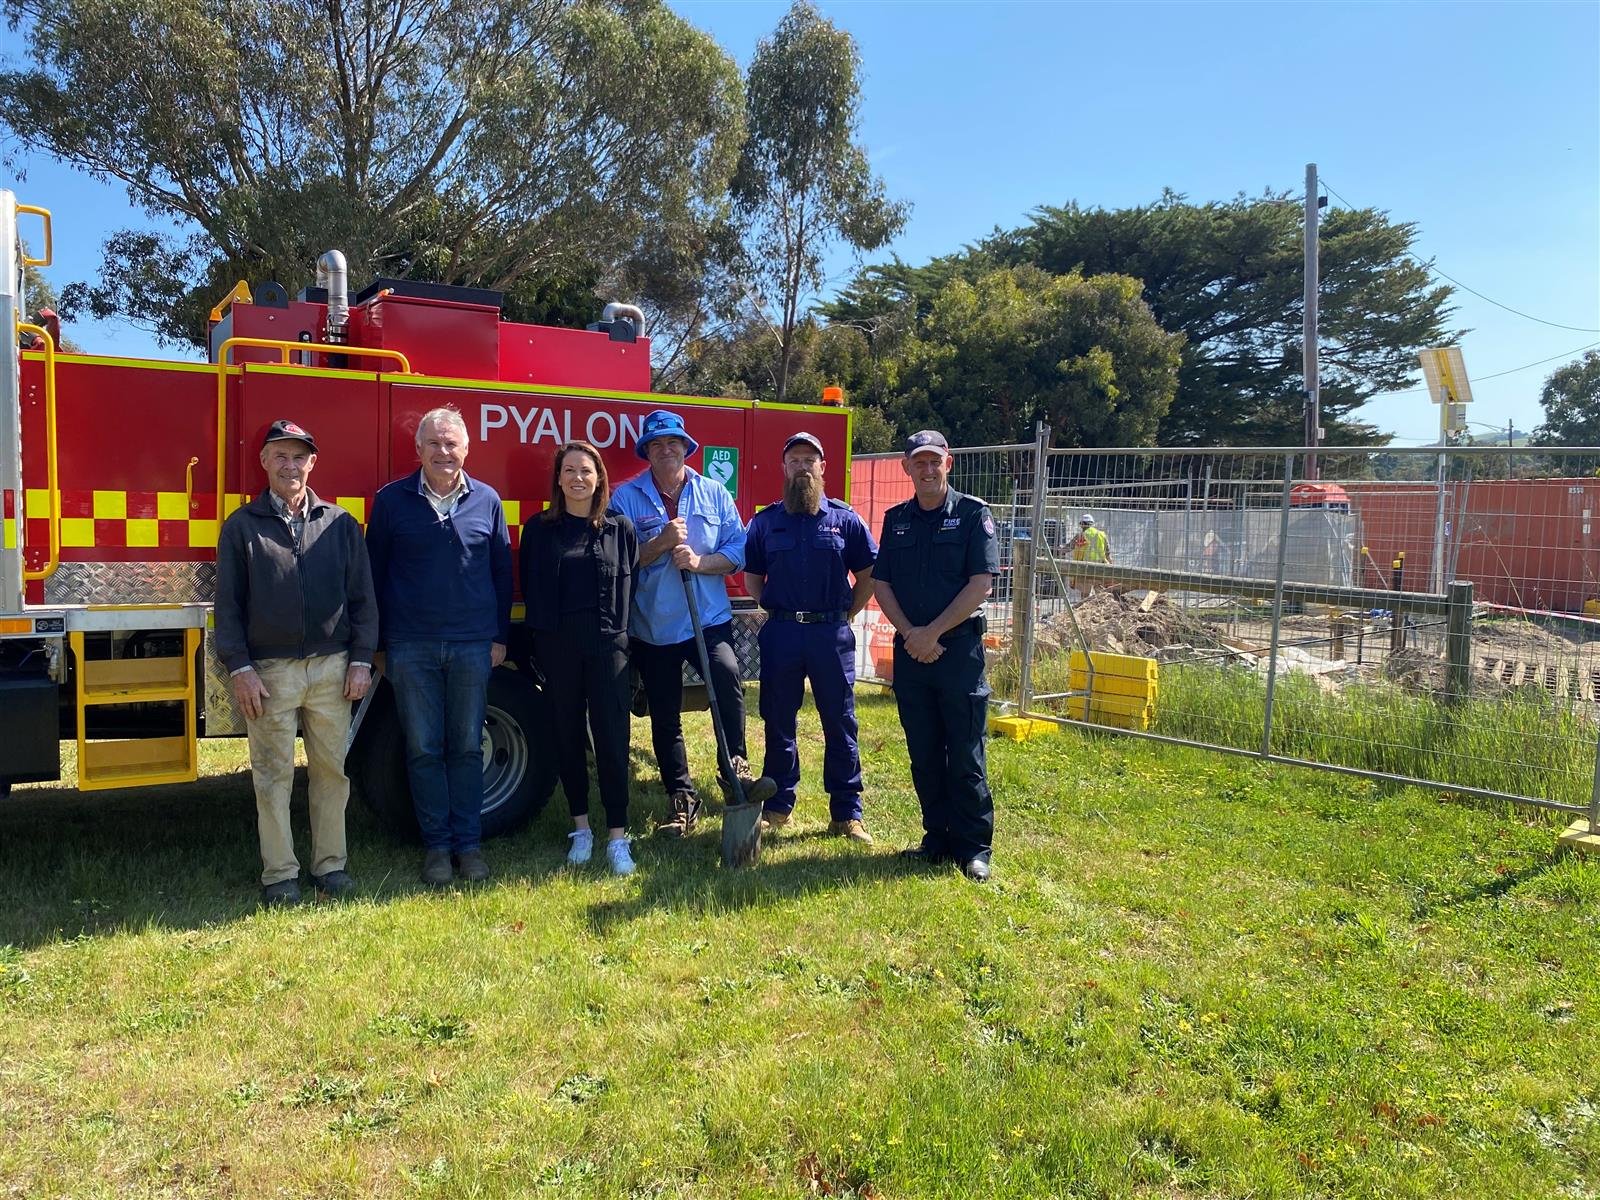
13, 489, 546, 550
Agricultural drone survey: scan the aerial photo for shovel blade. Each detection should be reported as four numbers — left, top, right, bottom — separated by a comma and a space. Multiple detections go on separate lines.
721, 801, 764, 869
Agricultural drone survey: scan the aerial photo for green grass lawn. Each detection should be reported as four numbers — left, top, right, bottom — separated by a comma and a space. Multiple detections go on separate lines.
2, 689, 1598, 1198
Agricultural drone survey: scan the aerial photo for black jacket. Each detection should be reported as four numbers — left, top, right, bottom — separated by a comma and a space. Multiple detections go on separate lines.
519, 511, 638, 637
215, 489, 379, 671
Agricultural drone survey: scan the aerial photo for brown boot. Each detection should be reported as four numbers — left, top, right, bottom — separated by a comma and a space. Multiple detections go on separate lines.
731, 756, 778, 807
759, 809, 792, 833
828, 819, 874, 845
656, 790, 702, 837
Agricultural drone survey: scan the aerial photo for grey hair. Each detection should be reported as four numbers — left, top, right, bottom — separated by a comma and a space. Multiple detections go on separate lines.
415, 406, 469, 449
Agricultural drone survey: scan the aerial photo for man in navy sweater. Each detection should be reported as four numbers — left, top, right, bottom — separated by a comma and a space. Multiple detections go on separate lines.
368, 407, 512, 885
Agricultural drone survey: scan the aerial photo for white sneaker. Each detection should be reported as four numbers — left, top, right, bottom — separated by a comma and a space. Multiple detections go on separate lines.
605, 837, 636, 877
567, 828, 594, 865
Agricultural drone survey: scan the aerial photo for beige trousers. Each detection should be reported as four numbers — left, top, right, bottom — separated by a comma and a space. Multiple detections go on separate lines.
245, 652, 352, 885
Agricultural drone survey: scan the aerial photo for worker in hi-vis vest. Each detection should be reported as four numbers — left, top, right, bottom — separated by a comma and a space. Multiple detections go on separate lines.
1068, 514, 1110, 596
1072, 514, 1111, 563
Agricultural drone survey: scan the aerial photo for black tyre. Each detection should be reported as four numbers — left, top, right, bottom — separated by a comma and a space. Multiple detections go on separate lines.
351, 666, 555, 842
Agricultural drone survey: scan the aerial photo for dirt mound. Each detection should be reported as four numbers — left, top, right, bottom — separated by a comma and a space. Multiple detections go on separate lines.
1037, 589, 1230, 659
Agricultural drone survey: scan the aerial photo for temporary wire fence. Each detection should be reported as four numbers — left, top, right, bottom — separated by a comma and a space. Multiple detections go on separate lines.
1019, 435, 1600, 825
847, 434, 1600, 828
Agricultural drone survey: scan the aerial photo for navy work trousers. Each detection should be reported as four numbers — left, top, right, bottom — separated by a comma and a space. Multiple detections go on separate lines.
758, 619, 863, 822
891, 633, 994, 861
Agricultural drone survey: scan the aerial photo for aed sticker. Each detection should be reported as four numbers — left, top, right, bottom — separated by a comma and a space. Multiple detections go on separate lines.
704, 446, 738, 496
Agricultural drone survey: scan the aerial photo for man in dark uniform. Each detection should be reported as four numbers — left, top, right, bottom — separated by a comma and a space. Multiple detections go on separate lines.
873, 430, 999, 881
743, 432, 878, 842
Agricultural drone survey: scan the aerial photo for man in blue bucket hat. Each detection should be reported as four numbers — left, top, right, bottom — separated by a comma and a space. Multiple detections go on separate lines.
611, 410, 776, 837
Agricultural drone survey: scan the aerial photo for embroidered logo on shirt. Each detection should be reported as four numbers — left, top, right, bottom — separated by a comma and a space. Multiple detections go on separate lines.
982, 514, 995, 536
942, 517, 963, 530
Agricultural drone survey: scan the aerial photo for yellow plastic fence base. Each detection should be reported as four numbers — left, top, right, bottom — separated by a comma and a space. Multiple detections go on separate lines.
1559, 818, 1600, 856
1069, 649, 1159, 683
1066, 649, 1159, 729
989, 715, 1059, 742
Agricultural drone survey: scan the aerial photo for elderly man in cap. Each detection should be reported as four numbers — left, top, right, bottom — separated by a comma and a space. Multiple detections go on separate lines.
216, 419, 378, 906
743, 431, 877, 841
873, 430, 1000, 881
611, 409, 775, 836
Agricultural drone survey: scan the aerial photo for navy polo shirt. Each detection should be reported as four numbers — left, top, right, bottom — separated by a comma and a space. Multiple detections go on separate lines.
745, 496, 877, 614
874, 486, 999, 628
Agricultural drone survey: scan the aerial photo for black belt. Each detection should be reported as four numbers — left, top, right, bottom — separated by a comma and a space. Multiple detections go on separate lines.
766, 609, 848, 624
936, 616, 986, 642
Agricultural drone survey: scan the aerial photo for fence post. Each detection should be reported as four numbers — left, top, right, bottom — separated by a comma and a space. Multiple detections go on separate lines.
1012, 535, 1034, 709
1017, 422, 1050, 715
1590, 733, 1600, 838
1259, 455, 1296, 759
1390, 555, 1407, 655
1444, 580, 1473, 704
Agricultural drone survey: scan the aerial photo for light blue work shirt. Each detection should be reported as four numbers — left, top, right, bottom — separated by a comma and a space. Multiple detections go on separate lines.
610, 467, 746, 646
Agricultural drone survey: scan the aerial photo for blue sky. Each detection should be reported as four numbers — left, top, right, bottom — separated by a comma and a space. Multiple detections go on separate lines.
6, 0, 1597, 445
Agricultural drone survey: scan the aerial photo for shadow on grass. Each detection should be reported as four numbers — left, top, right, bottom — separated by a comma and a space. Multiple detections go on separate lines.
1414, 854, 1564, 917
0, 769, 571, 949
584, 830, 923, 936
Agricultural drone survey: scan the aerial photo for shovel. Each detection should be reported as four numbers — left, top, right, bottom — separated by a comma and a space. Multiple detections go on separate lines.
680, 569, 763, 868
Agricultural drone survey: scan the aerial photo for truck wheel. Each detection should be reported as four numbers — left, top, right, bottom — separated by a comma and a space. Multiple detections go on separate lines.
351, 667, 555, 842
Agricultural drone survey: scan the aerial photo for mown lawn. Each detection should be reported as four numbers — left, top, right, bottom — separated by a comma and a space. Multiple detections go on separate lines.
1, 689, 1597, 1198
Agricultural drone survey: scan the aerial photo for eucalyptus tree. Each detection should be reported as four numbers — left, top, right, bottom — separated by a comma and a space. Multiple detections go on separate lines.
729, 0, 906, 404
2, 0, 745, 346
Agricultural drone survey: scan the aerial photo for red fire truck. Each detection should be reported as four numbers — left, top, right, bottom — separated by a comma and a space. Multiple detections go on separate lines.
0, 192, 854, 837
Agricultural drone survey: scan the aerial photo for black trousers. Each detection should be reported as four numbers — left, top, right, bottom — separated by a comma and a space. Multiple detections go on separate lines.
892, 633, 994, 861
533, 612, 632, 830
631, 620, 747, 796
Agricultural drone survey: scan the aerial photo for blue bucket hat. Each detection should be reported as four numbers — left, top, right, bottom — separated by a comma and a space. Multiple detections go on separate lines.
635, 409, 699, 460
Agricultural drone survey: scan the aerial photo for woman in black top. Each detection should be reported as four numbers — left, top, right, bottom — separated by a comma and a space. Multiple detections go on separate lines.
521, 441, 639, 875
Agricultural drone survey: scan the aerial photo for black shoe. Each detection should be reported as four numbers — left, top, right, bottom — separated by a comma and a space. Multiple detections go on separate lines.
261, 879, 302, 907
421, 848, 454, 886
899, 839, 948, 864
455, 850, 491, 883
962, 855, 992, 883
311, 869, 357, 899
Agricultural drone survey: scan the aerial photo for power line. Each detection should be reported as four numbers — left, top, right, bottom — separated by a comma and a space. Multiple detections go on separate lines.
1426, 265, 1600, 334
1320, 177, 1600, 334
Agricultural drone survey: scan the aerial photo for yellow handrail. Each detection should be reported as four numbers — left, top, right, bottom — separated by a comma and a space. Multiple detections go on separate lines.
214, 337, 412, 523
17, 323, 60, 581
16, 205, 52, 267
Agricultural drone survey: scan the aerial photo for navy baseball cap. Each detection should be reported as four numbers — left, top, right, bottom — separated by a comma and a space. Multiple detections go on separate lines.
262, 419, 317, 453
904, 429, 949, 458
635, 409, 700, 460
782, 431, 825, 457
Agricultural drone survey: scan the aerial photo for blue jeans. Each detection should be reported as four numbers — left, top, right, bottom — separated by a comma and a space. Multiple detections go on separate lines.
387, 639, 493, 853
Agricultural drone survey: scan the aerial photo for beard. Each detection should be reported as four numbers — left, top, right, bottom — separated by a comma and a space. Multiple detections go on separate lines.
784, 472, 823, 515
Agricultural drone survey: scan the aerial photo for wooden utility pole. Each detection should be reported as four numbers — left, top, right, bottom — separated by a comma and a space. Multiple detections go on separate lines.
1303, 162, 1321, 481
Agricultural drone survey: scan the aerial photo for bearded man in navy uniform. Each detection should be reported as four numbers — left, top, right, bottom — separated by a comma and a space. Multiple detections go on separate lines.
743, 432, 877, 842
